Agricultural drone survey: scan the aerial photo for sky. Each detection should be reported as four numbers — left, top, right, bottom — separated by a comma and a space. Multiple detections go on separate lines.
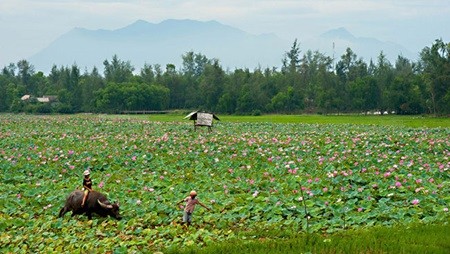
1, 0, 449, 69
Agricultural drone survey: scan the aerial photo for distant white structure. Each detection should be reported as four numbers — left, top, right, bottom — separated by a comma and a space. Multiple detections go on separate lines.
20, 95, 57, 103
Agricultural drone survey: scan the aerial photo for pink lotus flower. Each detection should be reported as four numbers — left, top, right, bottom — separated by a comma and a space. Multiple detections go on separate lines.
395, 182, 402, 188
98, 181, 104, 188
411, 199, 420, 205
161, 132, 169, 141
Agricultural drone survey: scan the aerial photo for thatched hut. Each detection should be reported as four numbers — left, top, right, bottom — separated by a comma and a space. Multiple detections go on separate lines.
184, 111, 220, 131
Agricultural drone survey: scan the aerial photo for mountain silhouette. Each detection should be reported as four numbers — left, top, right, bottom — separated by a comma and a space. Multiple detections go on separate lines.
29, 19, 289, 73
302, 27, 415, 62
28, 20, 415, 73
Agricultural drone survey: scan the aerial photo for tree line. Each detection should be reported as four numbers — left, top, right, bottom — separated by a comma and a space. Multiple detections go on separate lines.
0, 39, 448, 115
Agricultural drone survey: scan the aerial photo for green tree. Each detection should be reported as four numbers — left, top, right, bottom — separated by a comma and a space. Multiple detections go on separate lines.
95, 82, 169, 113
198, 59, 225, 111
0, 64, 18, 112
334, 48, 368, 112
387, 56, 424, 114
17, 59, 35, 94
373, 52, 394, 113
30, 71, 48, 97
163, 64, 185, 109
95, 82, 123, 113
182, 51, 211, 109
140, 64, 155, 84
419, 39, 450, 114
103, 55, 134, 83
299, 50, 333, 112
280, 39, 304, 112
217, 69, 249, 114
269, 86, 302, 113
80, 66, 105, 112
282, 39, 301, 74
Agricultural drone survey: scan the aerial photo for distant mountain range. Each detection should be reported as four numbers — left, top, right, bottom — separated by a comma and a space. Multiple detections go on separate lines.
302, 27, 416, 63
28, 19, 416, 73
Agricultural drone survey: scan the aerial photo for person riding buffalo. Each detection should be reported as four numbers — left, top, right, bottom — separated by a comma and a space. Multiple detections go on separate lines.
81, 169, 93, 207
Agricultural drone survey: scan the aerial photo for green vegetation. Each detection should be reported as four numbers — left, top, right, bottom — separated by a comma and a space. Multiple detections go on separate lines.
1, 39, 449, 115
171, 221, 450, 254
1, 114, 448, 253
108, 113, 450, 128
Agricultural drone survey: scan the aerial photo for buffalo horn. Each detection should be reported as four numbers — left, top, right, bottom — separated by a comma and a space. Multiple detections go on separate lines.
97, 199, 113, 209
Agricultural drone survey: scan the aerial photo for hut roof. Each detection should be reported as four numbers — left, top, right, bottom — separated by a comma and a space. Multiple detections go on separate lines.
184, 111, 220, 121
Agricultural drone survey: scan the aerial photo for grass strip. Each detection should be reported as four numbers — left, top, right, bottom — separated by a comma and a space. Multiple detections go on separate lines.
103, 113, 450, 128
167, 221, 450, 254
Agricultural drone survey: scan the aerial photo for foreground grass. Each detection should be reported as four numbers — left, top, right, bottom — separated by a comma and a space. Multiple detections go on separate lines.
168, 221, 450, 254
107, 113, 450, 128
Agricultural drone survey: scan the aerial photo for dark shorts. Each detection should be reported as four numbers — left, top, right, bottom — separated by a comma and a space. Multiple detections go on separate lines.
183, 211, 192, 223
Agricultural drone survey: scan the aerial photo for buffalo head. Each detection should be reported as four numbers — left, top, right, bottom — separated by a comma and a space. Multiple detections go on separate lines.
97, 200, 122, 220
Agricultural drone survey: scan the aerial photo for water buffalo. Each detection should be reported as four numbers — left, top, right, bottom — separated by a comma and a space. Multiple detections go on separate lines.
59, 190, 122, 220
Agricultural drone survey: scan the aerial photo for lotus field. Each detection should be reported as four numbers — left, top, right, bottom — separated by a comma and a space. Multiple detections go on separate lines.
1, 114, 449, 253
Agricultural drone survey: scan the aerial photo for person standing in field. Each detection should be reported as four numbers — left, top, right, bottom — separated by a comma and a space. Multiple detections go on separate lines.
176, 190, 211, 226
